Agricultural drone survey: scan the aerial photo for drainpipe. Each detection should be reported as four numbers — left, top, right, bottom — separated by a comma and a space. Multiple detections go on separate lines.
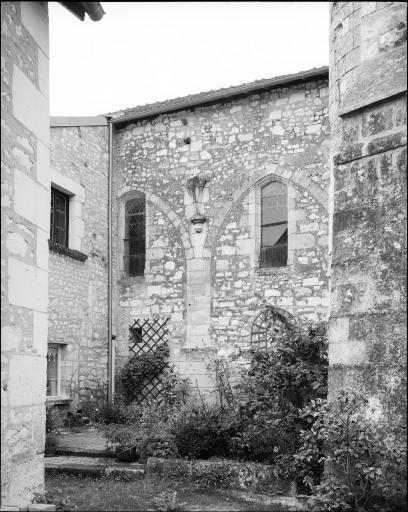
107, 118, 114, 402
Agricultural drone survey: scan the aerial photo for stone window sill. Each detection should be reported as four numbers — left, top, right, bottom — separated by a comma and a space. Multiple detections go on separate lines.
121, 274, 145, 283
255, 266, 289, 277
49, 240, 88, 262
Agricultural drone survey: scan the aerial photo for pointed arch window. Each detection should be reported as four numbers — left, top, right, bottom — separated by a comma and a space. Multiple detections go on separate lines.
125, 195, 146, 276
260, 181, 288, 267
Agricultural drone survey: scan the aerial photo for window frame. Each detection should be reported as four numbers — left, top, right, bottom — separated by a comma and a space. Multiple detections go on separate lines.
50, 187, 70, 248
46, 343, 62, 399
124, 195, 146, 277
118, 190, 150, 280
259, 181, 288, 268
49, 167, 86, 254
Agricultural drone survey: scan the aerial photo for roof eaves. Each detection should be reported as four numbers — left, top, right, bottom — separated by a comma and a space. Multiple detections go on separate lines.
59, 2, 105, 22
108, 66, 329, 125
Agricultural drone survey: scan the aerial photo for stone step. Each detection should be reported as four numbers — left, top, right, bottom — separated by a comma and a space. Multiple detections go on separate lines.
47, 447, 116, 458
45, 456, 145, 480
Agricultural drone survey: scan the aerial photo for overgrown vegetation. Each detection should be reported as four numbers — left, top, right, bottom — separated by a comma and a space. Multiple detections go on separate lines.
295, 392, 407, 512
39, 473, 287, 511
119, 343, 170, 403
103, 320, 329, 466
104, 366, 192, 460
45, 402, 59, 449
74, 317, 406, 511
232, 321, 328, 467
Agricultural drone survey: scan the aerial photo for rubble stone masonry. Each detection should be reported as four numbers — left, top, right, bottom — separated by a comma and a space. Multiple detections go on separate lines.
49, 119, 109, 404
329, 2, 407, 428
112, 76, 331, 392
1, 1, 50, 507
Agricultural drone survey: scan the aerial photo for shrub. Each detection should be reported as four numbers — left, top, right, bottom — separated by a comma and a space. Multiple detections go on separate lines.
46, 402, 60, 433
78, 377, 128, 425
168, 400, 240, 459
45, 403, 60, 449
233, 321, 328, 465
119, 344, 169, 402
104, 370, 191, 460
295, 391, 407, 511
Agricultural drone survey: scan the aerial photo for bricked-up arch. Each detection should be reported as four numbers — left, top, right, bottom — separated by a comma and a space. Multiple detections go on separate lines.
205, 165, 328, 252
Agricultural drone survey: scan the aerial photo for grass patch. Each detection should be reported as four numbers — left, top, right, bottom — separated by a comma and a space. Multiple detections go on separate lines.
41, 473, 291, 511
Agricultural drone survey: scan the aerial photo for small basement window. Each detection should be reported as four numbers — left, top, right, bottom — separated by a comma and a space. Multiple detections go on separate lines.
50, 187, 69, 247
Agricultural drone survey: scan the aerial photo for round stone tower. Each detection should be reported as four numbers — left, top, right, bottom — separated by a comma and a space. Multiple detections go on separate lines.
328, 1, 407, 429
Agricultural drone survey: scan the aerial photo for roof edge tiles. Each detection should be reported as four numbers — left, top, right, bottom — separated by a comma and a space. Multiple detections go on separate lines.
107, 66, 329, 124
50, 116, 108, 127
59, 2, 105, 22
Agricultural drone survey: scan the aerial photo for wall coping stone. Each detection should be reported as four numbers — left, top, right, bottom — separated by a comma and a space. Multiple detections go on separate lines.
50, 116, 108, 127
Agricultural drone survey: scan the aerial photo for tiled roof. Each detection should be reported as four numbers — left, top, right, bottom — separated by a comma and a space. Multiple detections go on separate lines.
106, 66, 328, 124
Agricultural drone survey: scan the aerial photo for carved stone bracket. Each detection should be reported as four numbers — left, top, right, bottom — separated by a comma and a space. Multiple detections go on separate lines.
186, 174, 209, 231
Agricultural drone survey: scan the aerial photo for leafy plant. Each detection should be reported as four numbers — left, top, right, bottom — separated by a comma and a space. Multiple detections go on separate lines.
168, 400, 240, 460
45, 402, 60, 449
45, 429, 57, 448
119, 343, 170, 402
192, 463, 234, 488
104, 371, 191, 460
295, 391, 407, 511
233, 321, 328, 465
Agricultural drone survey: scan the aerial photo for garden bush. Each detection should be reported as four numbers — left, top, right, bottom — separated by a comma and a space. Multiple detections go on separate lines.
45, 402, 60, 448
295, 391, 407, 511
168, 400, 241, 460
104, 369, 191, 460
119, 344, 170, 403
103, 320, 329, 464
232, 321, 328, 465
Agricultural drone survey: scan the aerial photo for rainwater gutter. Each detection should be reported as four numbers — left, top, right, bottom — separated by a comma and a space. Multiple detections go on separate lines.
107, 118, 114, 402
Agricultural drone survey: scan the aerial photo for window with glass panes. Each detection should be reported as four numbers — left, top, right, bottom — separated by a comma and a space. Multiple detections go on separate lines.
260, 181, 288, 267
47, 344, 60, 397
50, 187, 69, 246
125, 197, 146, 276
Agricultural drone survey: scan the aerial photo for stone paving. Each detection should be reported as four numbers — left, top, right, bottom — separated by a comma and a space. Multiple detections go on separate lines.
46, 429, 145, 479
55, 428, 107, 453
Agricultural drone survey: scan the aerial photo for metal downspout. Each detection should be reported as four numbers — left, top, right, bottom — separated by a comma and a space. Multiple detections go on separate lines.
107, 119, 114, 402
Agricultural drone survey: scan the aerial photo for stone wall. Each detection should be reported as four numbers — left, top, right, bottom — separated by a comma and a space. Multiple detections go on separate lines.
1, 1, 50, 507
112, 76, 331, 393
49, 119, 109, 404
328, 1, 407, 427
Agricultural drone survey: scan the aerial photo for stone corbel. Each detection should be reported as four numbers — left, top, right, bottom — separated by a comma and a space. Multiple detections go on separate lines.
186, 175, 209, 233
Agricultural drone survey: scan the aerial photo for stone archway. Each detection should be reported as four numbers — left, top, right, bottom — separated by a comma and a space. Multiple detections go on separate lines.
205, 165, 328, 253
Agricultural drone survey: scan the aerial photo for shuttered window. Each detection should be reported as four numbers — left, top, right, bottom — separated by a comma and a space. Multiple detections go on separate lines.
50, 187, 69, 247
125, 197, 146, 276
260, 181, 288, 267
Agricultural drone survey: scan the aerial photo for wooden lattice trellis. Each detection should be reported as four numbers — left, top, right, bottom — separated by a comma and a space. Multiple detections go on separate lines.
128, 317, 170, 403
250, 304, 294, 351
